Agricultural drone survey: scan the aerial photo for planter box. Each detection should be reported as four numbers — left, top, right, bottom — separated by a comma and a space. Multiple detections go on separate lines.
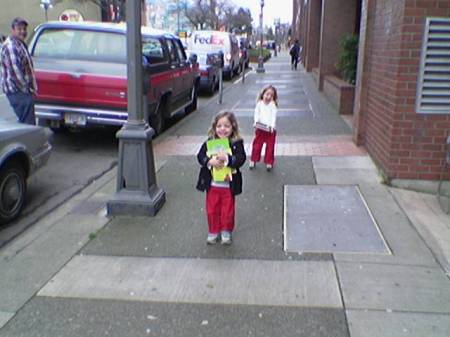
323, 75, 355, 115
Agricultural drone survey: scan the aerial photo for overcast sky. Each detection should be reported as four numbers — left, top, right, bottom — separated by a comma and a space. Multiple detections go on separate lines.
232, 0, 293, 27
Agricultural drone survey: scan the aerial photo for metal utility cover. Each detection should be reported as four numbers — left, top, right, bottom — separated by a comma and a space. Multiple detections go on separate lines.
284, 185, 389, 254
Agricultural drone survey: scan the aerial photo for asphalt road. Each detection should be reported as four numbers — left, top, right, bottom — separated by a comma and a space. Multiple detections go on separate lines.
0, 76, 241, 247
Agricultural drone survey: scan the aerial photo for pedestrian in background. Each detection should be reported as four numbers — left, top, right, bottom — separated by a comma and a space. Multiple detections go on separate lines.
1, 18, 37, 125
196, 111, 246, 245
249, 85, 278, 171
289, 39, 301, 70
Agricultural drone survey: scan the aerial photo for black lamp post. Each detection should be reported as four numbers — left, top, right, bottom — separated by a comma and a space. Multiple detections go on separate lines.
107, 0, 165, 216
256, 0, 265, 73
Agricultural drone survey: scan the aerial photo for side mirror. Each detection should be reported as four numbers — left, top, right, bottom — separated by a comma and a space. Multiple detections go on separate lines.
189, 53, 198, 64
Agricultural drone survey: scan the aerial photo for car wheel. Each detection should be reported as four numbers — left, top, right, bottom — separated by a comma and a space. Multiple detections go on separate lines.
150, 102, 165, 136
186, 85, 198, 113
0, 161, 26, 224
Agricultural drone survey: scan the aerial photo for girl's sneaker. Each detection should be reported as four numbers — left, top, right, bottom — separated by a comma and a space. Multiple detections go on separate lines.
207, 233, 219, 245
266, 164, 273, 171
249, 161, 255, 170
220, 231, 232, 245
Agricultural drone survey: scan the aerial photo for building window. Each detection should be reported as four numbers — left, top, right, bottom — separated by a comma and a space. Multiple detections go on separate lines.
416, 17, 450, 114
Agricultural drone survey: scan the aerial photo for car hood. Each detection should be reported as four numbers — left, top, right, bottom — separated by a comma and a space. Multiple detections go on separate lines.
0, 120, 48, 142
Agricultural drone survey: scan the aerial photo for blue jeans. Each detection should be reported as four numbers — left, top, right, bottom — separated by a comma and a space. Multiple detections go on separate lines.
6, 92, 36, 125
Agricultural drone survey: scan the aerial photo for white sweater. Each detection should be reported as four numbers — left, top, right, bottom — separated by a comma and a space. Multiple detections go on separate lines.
254, 101, 278, 129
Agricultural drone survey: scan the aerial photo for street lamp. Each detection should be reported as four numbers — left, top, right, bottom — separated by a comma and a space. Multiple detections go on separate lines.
107, 0, 166, 216
256, 0, 265, 73
40, 0, 53, 21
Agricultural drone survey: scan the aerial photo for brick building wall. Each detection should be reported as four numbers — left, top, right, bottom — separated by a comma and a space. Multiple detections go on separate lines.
304, 0, 321, 72
355, 0, 450, 181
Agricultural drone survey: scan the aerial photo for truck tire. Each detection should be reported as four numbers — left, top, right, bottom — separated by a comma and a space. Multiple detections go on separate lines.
186, 85, 198, 113
150, 101, 165, 136
0, 161, 27, 224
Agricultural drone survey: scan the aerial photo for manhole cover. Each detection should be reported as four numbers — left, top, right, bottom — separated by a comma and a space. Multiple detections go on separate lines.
284, 185, 389, 254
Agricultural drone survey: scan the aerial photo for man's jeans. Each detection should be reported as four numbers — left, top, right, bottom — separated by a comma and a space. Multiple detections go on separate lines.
6, 92, 36, 125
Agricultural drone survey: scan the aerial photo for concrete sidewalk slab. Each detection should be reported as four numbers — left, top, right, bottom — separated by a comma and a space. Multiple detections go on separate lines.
313, 156, 439, 268
0, 169, 114, 322
0, 313, 13, 331
347, 310, 450, 337
83, 156, 322, 261
337, 262, 450, 313
284, 185, 389, 254
0, 298, 350, 337
39, 255, 342, 308
391, 188, 450, 274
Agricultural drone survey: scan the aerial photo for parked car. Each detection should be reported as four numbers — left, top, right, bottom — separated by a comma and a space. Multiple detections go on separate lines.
0, 121, 51, 224
28, 22, 200, 135
196, 52, 222, 95
188, 30, 240, 79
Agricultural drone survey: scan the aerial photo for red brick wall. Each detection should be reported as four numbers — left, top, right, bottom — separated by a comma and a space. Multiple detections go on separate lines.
358, 0, 450, 180
305, 0, 321, 72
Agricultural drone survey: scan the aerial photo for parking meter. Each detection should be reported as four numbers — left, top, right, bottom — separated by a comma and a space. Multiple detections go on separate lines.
241, 47, 247, 84
218, 51, 224, 104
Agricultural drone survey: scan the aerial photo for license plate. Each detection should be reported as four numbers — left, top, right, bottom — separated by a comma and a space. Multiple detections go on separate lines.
64, 113, 86, 126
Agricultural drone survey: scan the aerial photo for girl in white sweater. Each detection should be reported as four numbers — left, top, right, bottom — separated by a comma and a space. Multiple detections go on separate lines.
249, 85, 278, 171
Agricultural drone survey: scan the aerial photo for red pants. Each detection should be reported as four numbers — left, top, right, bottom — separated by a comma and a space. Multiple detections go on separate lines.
206, 187, 235, 234
251, 129, 276, 165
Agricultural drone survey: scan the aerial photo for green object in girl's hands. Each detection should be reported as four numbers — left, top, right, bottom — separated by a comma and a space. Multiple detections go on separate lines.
207, 138, 232, 182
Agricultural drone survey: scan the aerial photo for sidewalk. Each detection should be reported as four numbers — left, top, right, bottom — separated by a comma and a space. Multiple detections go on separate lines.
0, 53, 450, 337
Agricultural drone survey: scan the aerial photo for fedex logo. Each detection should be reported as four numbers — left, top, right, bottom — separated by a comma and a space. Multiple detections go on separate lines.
193, 34, 225, 46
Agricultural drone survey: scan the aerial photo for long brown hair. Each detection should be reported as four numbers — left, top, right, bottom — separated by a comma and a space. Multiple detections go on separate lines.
207, 110, 241, 140
256, 85, 279, 107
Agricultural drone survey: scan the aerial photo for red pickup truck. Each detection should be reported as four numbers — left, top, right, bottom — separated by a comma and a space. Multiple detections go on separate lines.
28, 22, 200, 135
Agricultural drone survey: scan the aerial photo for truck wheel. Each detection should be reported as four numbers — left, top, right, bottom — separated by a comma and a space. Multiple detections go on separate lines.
150, 102, 165, 136
186, 85, 198, 113
0, 161, 26, 224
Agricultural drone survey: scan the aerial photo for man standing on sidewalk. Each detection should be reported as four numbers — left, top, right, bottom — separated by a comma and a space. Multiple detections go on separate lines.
1, 18, 37, 125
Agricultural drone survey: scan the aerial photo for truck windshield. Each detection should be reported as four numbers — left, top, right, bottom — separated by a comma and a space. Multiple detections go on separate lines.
33, 28, 127, 63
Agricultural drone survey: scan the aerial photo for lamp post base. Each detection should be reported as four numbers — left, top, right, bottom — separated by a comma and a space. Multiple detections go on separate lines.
107, 122, 166, 216
256, 55, 265, 73
107, 187, 166, 216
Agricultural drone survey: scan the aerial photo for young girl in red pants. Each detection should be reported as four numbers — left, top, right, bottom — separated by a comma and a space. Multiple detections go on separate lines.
249, 85, 278, 171
196, 111, 246, 245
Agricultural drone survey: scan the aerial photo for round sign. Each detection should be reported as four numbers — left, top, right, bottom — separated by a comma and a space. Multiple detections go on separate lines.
59, 9, 84, 22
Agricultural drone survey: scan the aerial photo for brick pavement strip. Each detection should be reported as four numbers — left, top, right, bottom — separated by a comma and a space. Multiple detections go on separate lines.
154, 135, 367, 157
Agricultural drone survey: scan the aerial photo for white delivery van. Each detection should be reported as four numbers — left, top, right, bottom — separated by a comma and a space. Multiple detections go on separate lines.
188, 30, 240, 79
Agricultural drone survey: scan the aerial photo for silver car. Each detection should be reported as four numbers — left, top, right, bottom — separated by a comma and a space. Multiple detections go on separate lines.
0, 121, 51, 224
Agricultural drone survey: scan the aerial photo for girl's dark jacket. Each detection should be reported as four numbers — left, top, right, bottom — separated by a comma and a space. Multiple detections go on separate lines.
196, 138, 246, 196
